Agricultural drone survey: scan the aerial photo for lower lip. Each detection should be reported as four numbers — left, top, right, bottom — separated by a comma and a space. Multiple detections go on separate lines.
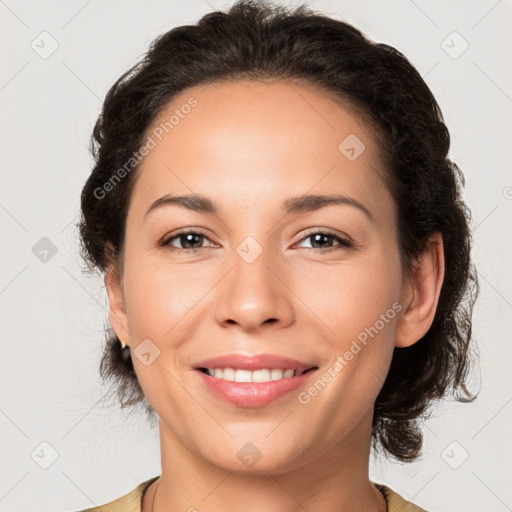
194, 369, 317, 407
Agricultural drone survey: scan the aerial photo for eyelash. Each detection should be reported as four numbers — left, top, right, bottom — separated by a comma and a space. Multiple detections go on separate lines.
160, 228, 353, 254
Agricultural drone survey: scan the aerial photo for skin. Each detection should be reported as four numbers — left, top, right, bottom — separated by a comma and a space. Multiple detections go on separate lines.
105, 79, 445, 512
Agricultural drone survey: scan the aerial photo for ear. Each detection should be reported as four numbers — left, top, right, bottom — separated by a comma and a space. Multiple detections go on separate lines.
103, 245, 131, 348
395, 232, 445, 348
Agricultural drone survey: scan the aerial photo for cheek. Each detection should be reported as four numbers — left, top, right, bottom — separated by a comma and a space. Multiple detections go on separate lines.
293, 258, 402, 339
122, 239, 403, 351
122, 252, 214, 339
120, 254, 205, 409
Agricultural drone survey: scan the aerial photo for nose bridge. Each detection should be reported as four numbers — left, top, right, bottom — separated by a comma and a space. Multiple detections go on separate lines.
214, 233, 294, 330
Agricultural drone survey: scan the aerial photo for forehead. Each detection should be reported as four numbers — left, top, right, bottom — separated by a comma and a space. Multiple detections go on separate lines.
130, 79, 391, 222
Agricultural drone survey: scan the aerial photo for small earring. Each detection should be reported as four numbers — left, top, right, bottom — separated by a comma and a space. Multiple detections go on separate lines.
120, 339, 128, 349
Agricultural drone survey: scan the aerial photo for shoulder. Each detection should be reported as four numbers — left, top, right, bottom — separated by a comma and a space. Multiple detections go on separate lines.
374, 483, 428, 512
74, 476, 160, 512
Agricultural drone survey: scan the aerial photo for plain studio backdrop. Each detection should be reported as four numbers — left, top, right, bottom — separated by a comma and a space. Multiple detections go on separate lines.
1, 1, 511, 511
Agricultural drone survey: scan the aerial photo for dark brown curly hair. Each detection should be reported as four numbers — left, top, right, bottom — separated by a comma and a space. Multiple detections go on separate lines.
78, 0, 479, 462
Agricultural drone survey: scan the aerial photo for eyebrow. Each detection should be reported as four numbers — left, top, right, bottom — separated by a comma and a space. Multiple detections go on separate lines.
144, 193, 374, 222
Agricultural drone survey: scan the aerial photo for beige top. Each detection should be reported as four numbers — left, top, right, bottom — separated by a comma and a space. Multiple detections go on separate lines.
76, 476, 426, 511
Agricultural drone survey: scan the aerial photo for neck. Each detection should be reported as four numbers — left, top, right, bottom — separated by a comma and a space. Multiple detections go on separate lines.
145, 409, 386, 512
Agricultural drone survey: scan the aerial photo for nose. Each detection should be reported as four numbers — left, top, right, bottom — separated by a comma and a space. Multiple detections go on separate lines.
214, 244, 295, 332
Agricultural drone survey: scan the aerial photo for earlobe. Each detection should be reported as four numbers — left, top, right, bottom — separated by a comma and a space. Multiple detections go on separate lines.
395, 233, 445, 348
104, 263, 131, 347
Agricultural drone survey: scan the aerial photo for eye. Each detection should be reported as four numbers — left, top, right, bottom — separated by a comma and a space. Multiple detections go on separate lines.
294, 229, 353, 251
161, 230, 216, 253
161, 228, 353, 254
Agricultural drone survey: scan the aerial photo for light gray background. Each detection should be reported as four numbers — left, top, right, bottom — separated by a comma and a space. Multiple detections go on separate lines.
1, 1, 511, 511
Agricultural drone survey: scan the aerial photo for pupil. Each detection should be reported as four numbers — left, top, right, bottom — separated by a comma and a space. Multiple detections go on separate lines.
312, 233, 330, 248
183, 233, 201, 249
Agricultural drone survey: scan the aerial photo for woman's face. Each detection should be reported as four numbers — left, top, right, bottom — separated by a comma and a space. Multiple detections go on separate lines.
108, 79, 410, 472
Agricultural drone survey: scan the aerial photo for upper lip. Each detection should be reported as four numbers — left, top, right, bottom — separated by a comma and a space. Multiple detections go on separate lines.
193, 353, 316, 372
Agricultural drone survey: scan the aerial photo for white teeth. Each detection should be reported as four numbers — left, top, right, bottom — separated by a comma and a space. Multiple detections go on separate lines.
235, 369, 252, 382
204, 368, 297, 382
221, 368, 235, 380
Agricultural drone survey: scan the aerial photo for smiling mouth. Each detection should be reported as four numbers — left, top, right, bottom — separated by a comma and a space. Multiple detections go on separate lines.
197, 366, 318, 383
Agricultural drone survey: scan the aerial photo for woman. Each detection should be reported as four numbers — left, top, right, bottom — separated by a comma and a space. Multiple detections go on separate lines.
76, 1, 478, 510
